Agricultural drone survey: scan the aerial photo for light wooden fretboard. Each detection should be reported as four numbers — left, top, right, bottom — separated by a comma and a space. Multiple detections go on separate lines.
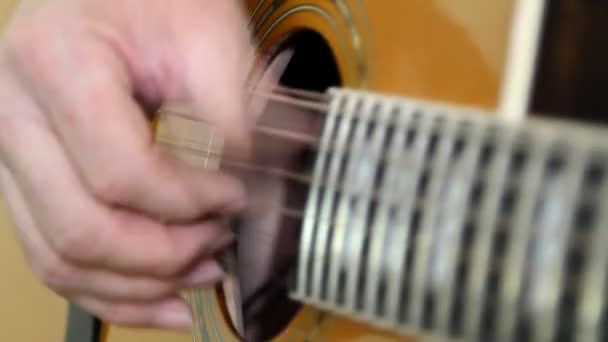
291, 87, 608, 342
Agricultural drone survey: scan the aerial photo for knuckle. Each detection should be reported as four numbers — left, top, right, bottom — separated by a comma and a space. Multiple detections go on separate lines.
155, 259, 184, 278
87, 167, 133, 203
52, 220, 101, 264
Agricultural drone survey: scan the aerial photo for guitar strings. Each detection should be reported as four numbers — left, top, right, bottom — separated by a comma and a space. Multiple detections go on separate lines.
215, 109, 593, 260
159, 89, 415, 220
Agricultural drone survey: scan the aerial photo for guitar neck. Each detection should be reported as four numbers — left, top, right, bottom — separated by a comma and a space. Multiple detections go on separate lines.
291, 87, 608, 342
153, 86, 608, 342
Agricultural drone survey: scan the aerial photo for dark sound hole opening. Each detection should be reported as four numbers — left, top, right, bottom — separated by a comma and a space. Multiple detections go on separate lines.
236, 29, 342, 342
272, 29, 343, 92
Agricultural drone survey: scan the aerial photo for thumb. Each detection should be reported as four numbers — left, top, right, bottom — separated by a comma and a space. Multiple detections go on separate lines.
176, 1, 253, 157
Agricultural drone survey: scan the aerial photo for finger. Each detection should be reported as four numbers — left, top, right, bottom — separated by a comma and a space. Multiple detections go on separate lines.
2, 150, 234, 296
1, 163, 229, 302
0, 161, 50, 265
176, 1, 253, 155
8, 34, 245, 223
74, 295, 193, 330
61, 258, 225, 302
1, 107, 234, 277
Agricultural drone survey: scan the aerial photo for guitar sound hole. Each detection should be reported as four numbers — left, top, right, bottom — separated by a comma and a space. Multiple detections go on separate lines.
224, 29, 342, 342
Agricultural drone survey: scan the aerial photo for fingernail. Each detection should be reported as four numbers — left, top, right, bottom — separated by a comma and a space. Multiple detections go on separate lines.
184, 261, 224, 286
156, 301, 193, 329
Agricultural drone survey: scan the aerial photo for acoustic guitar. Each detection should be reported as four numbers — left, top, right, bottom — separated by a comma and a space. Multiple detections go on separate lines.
3, 0, 512, 341
134, 1, 512, 341
2, 1, 607, 342
68, 0, 608, 341
112, 1, 608, 342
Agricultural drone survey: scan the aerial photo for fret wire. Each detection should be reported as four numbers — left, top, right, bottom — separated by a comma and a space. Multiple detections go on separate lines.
530, 147, 587, 342
576, 162, 608, 341
408, 113, 459, 328
313, 94, 359, 302
346, 98, 392, 311
363, 102, 412, 323
464, 128, 515, 340
433, 120, 485, 334
386, 106, 432, 329
294, 92, 343, 299
495, 136, 550, 342
344, 97, 390, 312
325, 96, 369, 306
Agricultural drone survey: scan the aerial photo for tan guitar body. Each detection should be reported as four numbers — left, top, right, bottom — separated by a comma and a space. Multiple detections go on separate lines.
0, 1, 514, 341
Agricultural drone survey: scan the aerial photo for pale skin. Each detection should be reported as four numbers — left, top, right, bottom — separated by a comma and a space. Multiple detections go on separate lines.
0, 0, 261, 331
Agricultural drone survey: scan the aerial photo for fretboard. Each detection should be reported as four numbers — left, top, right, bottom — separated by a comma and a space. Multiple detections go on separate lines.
291, 87, 608, 342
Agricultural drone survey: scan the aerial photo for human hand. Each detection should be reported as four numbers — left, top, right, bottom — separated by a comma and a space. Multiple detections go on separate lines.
0, 0, 254, 330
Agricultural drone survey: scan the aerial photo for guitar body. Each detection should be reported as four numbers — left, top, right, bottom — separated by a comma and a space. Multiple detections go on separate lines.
104, 1, 515, 342
4, 1, 608, 342
0, 1, 514, 342
239, 3, 509, 341
248, 0, 510, 108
